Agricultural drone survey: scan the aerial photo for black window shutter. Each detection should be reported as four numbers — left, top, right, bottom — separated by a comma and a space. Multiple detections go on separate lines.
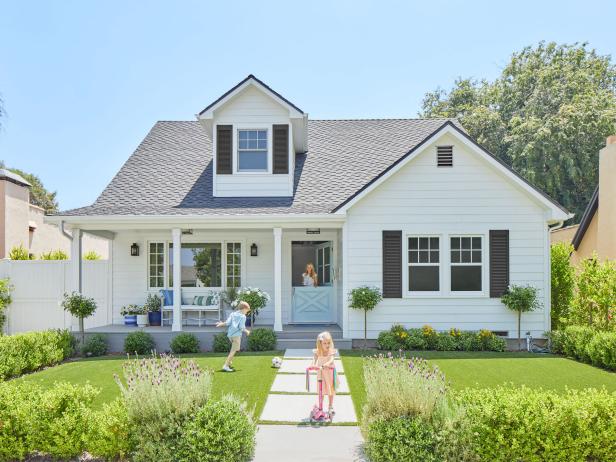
216, 125, 232, 174
382, 230, 402, 298
489, 230, 509, 297
273, 124, 289, 174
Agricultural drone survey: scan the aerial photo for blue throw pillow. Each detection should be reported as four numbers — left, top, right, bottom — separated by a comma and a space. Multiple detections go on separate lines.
160, 289, 173, 306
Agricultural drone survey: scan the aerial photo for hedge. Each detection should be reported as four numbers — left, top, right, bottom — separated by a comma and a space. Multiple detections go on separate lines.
0, 329, 74, 380
377, 325, 506, 352
456, 386, 616, 462
550, 325, 616, 371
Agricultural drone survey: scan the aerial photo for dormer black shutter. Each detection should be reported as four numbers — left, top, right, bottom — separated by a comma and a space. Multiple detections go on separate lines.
216, 125, 232, 174
489, 230, 509, 297
382, 230, 402, 298
273, 124, 289, 174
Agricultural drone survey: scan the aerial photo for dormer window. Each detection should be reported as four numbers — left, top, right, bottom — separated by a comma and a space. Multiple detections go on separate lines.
238, 129, 268, 172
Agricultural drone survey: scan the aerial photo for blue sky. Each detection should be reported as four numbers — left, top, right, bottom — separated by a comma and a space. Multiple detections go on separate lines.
1, 0, 615, 211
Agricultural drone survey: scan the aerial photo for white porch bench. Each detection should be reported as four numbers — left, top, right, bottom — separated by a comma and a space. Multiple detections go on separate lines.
160, 291, 222, 327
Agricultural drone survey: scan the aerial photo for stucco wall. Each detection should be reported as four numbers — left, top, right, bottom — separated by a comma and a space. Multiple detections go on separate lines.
0, 180, 30, 258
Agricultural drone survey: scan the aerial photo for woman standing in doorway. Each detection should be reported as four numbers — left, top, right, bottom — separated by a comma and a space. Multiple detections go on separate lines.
303, 263, 318, 287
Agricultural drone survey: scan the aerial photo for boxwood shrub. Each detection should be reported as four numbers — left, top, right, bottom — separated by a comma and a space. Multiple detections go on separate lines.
82, 333, 108, 357
213, 332, 232, 352
456, 386, 616, 462
0, 329, 74, 380
124, 331, 156, 355
366, 416, 439, 462
178, 395, 256, 462
555, 325, 616, 371
376, 325, 506, 352
247, 328, 277, 351
170, 333, 200, 354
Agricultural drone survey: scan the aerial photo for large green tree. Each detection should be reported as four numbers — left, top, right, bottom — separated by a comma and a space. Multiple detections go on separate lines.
421, 42, 616, 220
0, 161, 59, 213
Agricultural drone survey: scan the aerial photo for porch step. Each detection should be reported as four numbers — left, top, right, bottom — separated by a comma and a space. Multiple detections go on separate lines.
276, 338, 352, 350
275, 324, 343, 340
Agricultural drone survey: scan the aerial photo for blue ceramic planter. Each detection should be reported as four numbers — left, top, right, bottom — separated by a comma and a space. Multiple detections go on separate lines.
124, 315, 137, 326
148, 311, 161, 327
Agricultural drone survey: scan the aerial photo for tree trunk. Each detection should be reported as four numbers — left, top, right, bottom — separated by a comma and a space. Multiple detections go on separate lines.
79, 317, 85, 347
517, 311, 522, 351
364, 309, 368, 349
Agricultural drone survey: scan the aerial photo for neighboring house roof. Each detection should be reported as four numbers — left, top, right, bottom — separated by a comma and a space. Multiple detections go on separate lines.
572, 185, 598, 250
56, 118, 463, 217
0, 168, 31, 187
55, 118, 570, 219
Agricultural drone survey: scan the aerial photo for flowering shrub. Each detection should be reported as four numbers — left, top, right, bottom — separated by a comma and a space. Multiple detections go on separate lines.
120, 304, 146, 315
376, 325, 505, 352
232, 287, 270, 317
115, 354, 212, 462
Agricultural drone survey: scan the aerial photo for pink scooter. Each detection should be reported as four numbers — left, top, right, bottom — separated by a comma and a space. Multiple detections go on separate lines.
305, 365, 332, 423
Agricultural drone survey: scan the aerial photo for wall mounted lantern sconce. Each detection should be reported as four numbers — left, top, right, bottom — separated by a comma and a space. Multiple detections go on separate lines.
130, 243, 140, 257
250, 243, 258, 257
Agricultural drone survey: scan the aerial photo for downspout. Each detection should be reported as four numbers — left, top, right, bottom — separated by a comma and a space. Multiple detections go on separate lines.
60, 220, 82, 292
548, 220, 565, 232
60, 220, 73, 241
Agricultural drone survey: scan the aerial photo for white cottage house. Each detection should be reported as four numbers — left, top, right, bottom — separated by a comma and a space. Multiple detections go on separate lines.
48, 75, 571, 349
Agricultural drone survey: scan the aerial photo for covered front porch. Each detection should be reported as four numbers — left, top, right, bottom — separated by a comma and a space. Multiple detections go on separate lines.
66, 216, 349, 340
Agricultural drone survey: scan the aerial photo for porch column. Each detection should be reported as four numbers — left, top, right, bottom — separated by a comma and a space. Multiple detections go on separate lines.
342, 222, 349, 339
273, 227, 283, 332
171, 228, 182, 332
69, 228, 83, 331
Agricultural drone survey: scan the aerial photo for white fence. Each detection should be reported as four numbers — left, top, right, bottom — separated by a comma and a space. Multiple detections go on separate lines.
0, 259, 110, 334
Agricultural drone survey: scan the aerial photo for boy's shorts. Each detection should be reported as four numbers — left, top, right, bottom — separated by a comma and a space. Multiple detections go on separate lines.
229, 336, 241, 353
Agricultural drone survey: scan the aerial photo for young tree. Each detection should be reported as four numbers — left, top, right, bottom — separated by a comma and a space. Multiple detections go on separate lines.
61, 292, 97, 346
348, 286, 382, 348
551, 242, 576, 329
501, 285, 542, 350
421, 42, 616, 220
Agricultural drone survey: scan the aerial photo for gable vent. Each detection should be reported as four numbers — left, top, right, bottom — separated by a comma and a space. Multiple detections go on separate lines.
437, 146, 453, 167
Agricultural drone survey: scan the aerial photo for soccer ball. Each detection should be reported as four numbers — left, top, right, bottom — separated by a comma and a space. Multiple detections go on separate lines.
271, 356, 282, 368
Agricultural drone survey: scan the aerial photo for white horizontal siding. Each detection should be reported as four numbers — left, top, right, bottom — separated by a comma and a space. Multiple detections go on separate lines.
214, 85, 289, 123
216, 174, 291, 197
345, 132, 550, 339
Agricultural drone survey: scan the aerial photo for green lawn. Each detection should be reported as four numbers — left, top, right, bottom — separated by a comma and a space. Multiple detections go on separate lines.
341, 350, 616, 420
19, 351, 280, 417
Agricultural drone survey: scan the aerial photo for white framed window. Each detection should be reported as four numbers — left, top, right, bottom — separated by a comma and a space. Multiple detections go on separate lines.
408, 236, 440, 292
226, 242, 242, 288
237, 129, 268, 172
450, 236, 482, 292
168, 243, 223, 288
148, 242, 165, 288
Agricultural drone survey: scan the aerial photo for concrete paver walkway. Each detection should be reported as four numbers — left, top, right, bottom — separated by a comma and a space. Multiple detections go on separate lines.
255, 349, 363, 461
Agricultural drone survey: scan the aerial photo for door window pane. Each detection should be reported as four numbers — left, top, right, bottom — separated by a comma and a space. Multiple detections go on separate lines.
148, 242, 164, 288
226, 243, 241, 288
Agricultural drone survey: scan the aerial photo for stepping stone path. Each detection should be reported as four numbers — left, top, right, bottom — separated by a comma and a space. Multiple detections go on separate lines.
253, 349, 365, 461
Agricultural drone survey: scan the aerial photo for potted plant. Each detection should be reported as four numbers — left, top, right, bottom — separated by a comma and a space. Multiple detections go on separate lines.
145, 293, 162, 326
121, 304, 141, 326
232, 287, 270, 327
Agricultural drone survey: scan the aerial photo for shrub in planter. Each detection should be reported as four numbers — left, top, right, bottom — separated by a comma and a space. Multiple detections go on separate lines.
366, 416, 439, 462
178, 395, 256, 462
145, 293, 162, 326
586, 330, 616, 371
124, 331, 156, 355
171, 333, 200, 354
213, 332, 232, 352
82, 333, 108, 357
247, 328, 277, 351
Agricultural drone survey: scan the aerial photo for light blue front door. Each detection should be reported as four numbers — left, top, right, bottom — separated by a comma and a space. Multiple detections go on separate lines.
292, 241, 335, 323
292, 286, 334, 323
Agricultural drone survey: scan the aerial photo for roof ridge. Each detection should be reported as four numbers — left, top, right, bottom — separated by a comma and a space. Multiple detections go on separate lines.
310, 117, 454, 121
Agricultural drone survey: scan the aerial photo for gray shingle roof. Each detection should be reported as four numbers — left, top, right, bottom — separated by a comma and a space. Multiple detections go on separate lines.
58, 118, 461, 217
